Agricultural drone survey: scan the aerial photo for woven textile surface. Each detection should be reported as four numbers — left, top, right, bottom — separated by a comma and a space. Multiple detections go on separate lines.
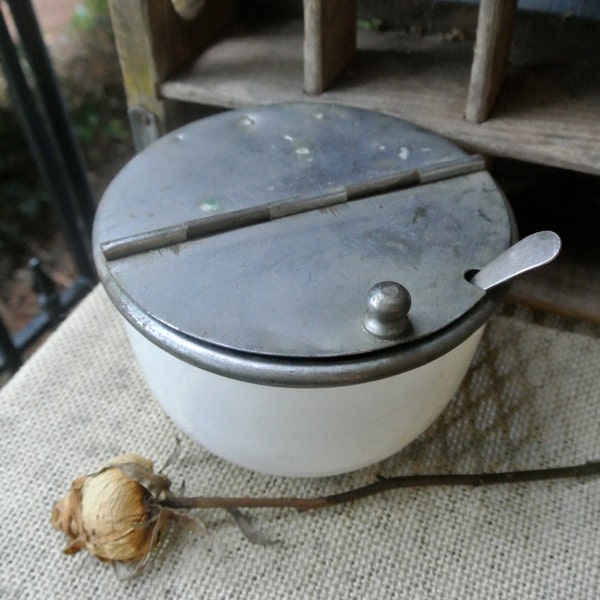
1, 286, 598, 599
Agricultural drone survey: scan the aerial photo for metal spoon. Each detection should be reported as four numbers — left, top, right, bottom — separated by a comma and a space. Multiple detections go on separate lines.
471, 231, 562, 291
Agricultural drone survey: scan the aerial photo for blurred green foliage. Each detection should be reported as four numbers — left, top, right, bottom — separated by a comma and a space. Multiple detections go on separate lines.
0, 108, 52, 254
72, 0, 110, 32
0, 0, 130, 258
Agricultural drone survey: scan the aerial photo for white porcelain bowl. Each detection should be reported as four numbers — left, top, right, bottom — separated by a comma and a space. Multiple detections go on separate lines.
125, 321, 484, 477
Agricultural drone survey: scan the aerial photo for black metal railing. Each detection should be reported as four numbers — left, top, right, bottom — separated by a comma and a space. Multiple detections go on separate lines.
0, 0, 97, 372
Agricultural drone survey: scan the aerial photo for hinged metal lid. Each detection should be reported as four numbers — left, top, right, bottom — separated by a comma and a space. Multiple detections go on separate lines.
94, 103, 512, 360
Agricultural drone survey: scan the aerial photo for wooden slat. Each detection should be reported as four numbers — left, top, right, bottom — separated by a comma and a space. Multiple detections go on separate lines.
108, 0, 234, 135
303, 0, 357, 95
508, 268, 600, 324
160, 18, 600, 176
504, 176, 600, 323
506, 234, 600, 324
466, 0, 518, 123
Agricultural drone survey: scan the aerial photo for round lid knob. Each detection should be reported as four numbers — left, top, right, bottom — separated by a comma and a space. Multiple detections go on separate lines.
363, 281, 412, 339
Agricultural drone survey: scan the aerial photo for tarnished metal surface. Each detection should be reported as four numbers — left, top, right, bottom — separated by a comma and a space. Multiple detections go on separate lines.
362, 281, 412, 339
101, 154, 485, 261
471, 231, 561, 291
101, 186, 350, 260
94, 103, 515, 380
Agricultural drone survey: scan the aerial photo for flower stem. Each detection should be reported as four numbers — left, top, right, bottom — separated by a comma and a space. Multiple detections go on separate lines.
160, 460, 600, 512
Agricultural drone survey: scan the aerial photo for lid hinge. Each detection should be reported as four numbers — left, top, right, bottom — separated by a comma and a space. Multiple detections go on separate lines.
101, 155, 485, 261
101, 187, 348, 261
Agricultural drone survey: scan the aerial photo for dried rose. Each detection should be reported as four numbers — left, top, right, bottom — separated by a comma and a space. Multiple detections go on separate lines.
51, 454, 174, 564
52, 452, 600, 575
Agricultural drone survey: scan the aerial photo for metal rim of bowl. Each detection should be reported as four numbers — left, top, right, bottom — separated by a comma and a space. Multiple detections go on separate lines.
100, 262, 510, 388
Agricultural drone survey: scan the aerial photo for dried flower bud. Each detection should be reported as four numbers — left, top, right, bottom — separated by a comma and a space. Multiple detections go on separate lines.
51, 454, 172, 563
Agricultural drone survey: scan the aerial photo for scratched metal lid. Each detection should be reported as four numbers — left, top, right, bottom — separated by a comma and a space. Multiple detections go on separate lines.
93, 103, 514, 381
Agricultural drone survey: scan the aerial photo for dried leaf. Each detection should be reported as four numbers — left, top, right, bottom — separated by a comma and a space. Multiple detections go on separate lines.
226, 508, 278, 546
159, 437, 182, 474
163, 508, 207, 538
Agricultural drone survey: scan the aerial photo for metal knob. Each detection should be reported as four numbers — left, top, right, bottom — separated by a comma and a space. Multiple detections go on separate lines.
363, 281, 411, 339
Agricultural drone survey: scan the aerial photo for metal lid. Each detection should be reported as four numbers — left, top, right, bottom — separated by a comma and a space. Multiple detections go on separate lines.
94, 103, 513, 369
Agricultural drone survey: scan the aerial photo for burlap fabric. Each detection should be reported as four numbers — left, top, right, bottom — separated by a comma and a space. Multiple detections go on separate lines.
1, 286, 598, 599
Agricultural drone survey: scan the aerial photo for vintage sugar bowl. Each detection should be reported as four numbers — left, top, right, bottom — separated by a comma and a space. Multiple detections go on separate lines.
94, 103, 558, 477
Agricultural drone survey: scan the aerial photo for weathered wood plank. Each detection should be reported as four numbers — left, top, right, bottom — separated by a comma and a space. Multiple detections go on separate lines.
466, 0, 518, 123
160, 19, 600, 176
108, 0, 234, 139
303, 0, 357, 95
508, 267, 600, 324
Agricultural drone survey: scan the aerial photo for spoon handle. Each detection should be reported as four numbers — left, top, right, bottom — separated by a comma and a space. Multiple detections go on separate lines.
471, 231, 562, 291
